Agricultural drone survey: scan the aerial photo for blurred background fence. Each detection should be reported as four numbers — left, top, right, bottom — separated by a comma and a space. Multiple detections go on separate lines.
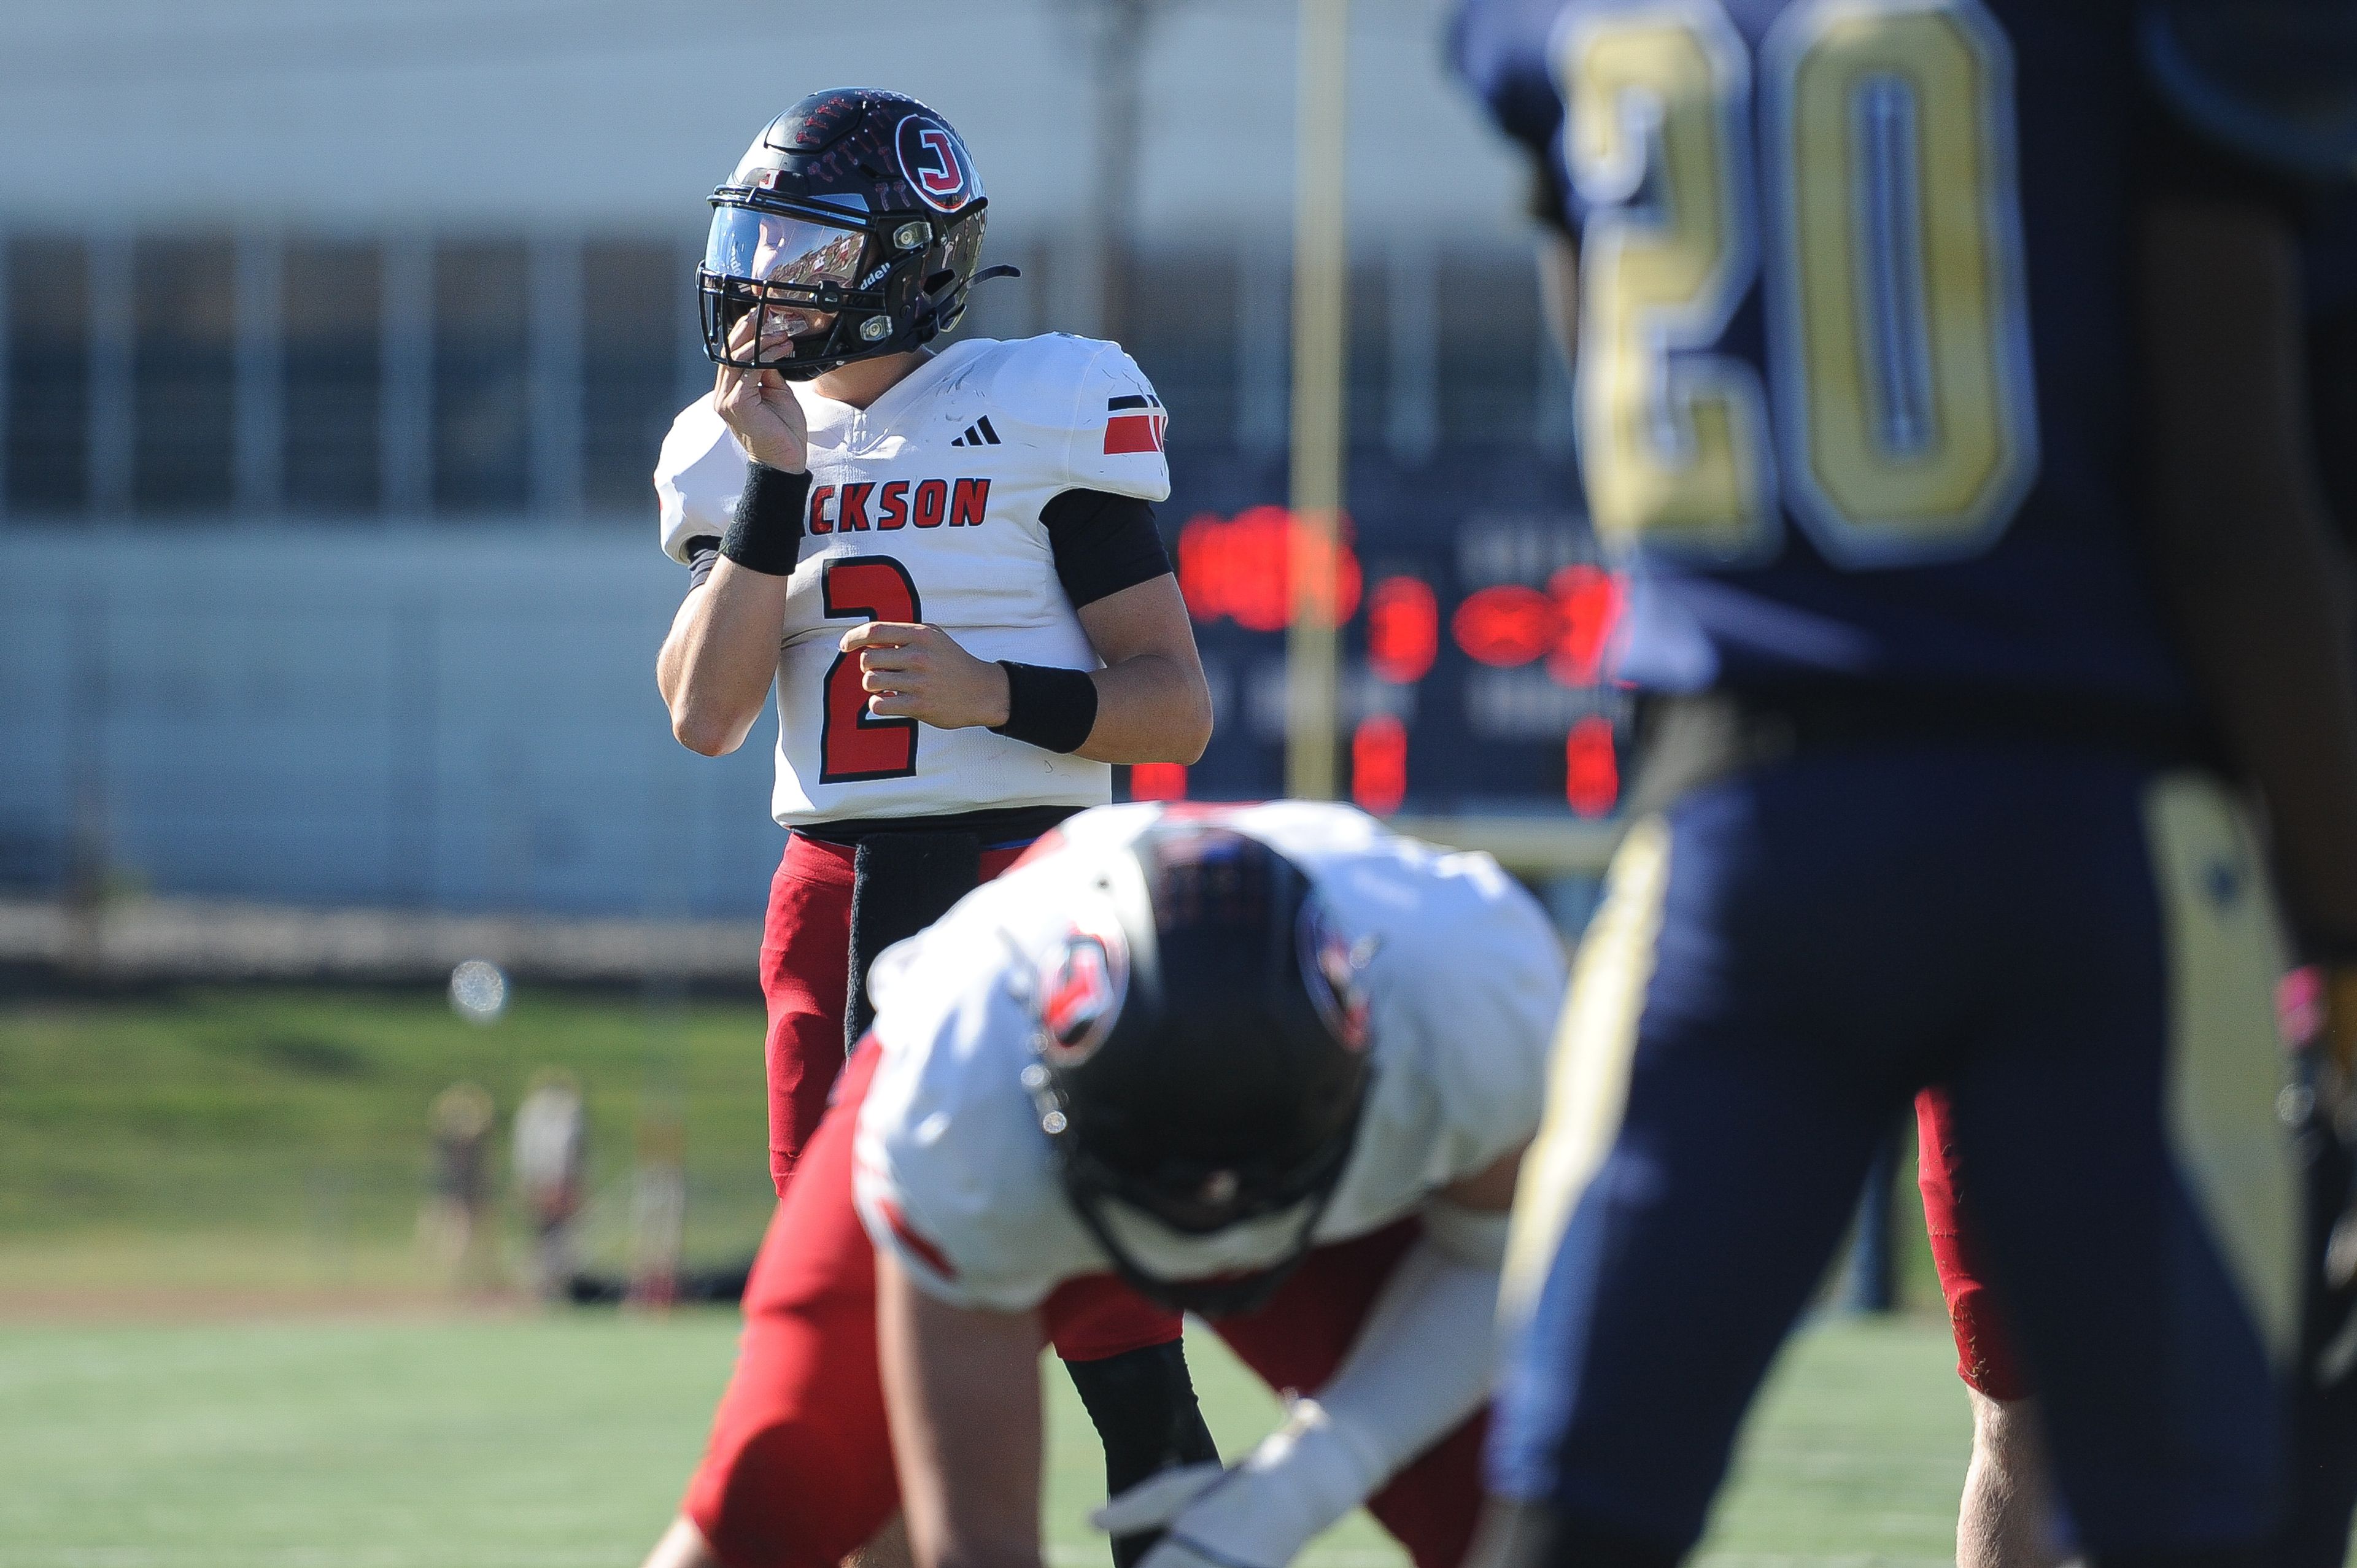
0, 0, 1622, 922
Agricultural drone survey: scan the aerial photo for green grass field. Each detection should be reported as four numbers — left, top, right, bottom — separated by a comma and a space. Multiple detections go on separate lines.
0, 984, 779, 1297
0, 983, 1970, 1565
0, 984, 1943, 1305
0, 1312, 1970, 1568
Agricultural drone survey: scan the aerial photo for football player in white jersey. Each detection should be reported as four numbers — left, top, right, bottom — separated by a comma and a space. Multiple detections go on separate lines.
857, 803, 1567, 1568
640, 90, 1217, 1568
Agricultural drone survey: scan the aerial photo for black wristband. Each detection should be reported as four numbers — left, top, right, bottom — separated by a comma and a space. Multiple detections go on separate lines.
991, 662, 1099, 754
718, 463, 811, 577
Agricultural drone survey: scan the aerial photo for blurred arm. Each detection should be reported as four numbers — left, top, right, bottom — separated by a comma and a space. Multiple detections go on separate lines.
1302, 1145, 1522, 1473
1103, 1148, 1526, 1568
877, 1249, 1048, 1568
2142, 194, 2357, 947
656, 355, 811, 757
657, 562, 791, 757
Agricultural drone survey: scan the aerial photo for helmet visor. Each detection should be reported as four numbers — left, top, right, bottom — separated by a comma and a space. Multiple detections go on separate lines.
703, 203, 870, 293
703, 202, 871, 356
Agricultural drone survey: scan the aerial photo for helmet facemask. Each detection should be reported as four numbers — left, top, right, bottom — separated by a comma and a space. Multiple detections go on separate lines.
698, 190, 979, 379
1043, 1096, 1366, 1318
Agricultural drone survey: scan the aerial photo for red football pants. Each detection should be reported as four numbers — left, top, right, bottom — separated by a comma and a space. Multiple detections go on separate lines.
684, 1043, 1485, 1568
759, 831, 997, 1195
1915, 1084, 2033, 1402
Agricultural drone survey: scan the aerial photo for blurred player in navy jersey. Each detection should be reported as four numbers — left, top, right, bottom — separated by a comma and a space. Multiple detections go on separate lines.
1895, 188, 2357, 1568
1453, 1, 2357, 1565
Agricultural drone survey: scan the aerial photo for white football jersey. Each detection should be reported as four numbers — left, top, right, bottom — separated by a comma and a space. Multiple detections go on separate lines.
654, 334, 1172, 826
852, 802, 1568, 1313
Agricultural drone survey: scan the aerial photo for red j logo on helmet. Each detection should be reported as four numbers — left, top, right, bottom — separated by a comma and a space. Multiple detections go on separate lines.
1039, 929, 1129, 1067
897, 116, 977, 213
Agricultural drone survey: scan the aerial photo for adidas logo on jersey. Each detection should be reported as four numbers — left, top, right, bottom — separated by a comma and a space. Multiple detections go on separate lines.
808, 477, 991, 533
949, 416, 1002, 448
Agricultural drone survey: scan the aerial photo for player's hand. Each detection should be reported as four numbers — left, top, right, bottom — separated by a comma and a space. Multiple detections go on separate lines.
1092, 1400, 1372, 1568
713, 311, 810, 474
841, 622, 1013, 730
1092, 1465, 1241, 1568
1092, 1464, 1225, 1539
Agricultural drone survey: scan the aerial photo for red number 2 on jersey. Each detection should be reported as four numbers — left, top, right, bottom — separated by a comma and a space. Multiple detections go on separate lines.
819, 556, 923, 784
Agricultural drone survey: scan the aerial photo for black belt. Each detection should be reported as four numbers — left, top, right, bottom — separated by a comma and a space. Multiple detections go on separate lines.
1625, 687, 2216, 816
793, 803, 1078, 850
798, 807, 1080, 1051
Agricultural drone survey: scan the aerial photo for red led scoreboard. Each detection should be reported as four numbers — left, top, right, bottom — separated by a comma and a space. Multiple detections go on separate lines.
1134, 473, 1629, 822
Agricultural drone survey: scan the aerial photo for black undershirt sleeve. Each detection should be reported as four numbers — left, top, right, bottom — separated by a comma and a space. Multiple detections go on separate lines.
683, 535, 721, 590
1039, 489, 1172, 609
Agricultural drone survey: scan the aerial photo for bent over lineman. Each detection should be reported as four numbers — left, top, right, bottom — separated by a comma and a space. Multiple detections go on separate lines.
859, 803, 1567, 1568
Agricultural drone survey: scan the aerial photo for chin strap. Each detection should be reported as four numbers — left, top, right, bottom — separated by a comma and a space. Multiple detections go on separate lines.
910, 263, 1025, 349
789, 261, 1030, 370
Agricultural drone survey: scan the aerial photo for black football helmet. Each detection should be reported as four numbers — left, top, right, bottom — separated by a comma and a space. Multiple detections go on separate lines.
698, 88, 1015, 379
1020, 821, 1379, 1317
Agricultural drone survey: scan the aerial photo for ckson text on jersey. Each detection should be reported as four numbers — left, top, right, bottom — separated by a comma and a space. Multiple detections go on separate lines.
808, 477, 991, 535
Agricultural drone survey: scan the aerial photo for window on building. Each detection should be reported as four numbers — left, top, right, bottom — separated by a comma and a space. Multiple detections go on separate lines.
1345, 253, 1388, 452
582, 239, 682, 514
1124, 249, 1240, 455
6, 236, 91, 515
948, 234, 1040, 347
284, 240, 382, 515
133, 236, 236, 514
1438, 250, 1542, 447
432, 241, 528, 511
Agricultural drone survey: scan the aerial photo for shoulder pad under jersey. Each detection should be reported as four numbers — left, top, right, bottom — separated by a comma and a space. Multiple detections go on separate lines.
653, 395, 748, 564
962, 334, 1172, 504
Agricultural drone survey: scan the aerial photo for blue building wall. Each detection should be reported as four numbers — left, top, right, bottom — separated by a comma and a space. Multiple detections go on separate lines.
0, 525, 783, 917
0, 444, 1603, 918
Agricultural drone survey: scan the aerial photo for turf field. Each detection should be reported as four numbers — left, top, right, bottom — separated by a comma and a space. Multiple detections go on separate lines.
1, 983, 1968, 1564
0, 984, 1941, 1305
0, 1311, 1969, 1568
0, 984, 778, 1299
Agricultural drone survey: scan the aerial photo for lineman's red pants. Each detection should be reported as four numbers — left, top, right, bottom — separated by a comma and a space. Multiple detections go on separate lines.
684, 1042, 1488, 1568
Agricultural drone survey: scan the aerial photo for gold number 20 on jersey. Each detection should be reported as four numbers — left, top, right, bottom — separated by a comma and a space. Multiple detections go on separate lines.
1560, 0, 2039, 570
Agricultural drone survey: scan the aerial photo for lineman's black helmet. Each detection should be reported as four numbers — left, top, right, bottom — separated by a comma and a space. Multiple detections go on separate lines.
1021, 821, 1378, 1317
698, 88, 1014, 379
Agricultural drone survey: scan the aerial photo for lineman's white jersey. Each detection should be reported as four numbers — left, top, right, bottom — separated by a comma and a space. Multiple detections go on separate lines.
654, 334, 1171, 826
852, 801, 1567, 1313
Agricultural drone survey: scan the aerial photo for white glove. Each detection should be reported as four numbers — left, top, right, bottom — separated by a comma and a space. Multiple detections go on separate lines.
1090, 1401, 1379, 1568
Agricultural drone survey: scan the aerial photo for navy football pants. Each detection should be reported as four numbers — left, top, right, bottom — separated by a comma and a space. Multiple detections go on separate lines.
1491, 745, 2297, 1558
